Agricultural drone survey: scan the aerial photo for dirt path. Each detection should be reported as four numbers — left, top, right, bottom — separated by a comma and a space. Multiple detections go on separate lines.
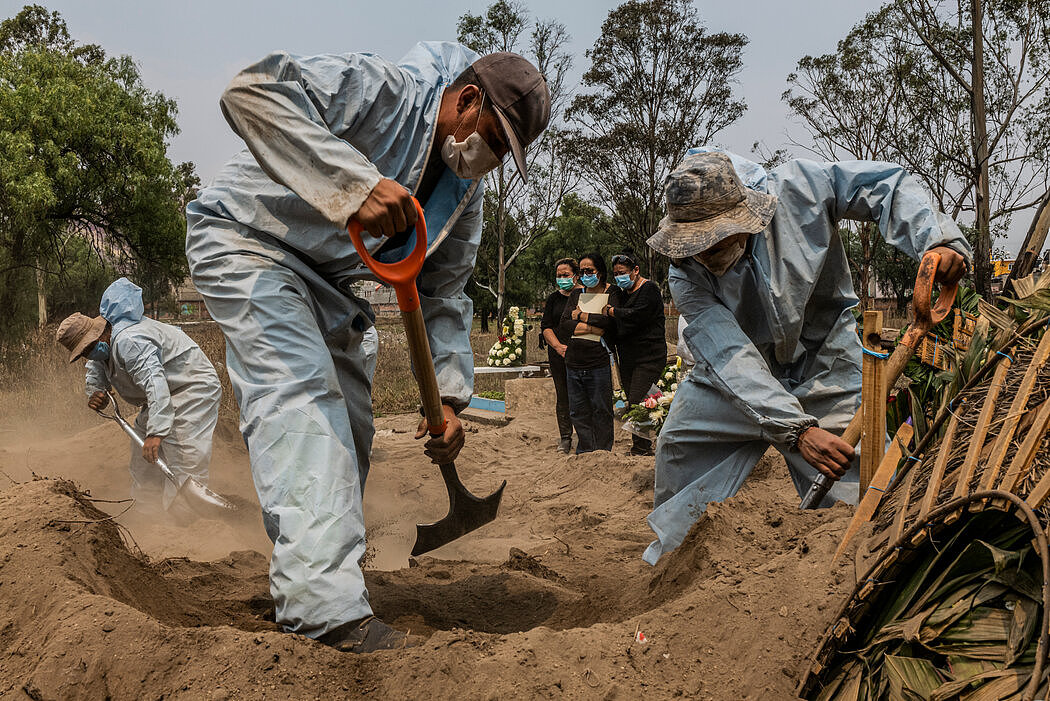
0, 379, 862, 699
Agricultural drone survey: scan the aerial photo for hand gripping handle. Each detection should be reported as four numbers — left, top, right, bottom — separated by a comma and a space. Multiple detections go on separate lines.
347, 197, 428, 313
347, 198, 446, 436
912, 249, 958, 330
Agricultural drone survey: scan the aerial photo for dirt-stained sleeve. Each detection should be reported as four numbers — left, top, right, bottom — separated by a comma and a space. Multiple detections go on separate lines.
219, 50, 390, 227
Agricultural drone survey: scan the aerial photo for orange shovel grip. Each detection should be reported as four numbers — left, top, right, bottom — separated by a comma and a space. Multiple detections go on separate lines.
913, 249, 958, 330
347, 197, 427, 313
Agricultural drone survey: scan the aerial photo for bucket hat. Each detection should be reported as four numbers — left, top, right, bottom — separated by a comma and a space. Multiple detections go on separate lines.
647, 152, 778, 258
56, 312, 107, 362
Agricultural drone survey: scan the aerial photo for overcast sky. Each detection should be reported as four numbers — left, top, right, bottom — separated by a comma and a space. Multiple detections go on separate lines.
3, 0, 1030, 252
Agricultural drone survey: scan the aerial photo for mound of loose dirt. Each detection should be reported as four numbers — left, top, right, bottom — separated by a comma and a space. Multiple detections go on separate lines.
0, 379, 866, 699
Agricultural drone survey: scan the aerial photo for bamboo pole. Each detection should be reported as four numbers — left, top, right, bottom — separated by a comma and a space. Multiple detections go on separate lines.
979, 333, 1050, 490
919, 412, 960, 522
833, 422, 914, 564
860, 310, 886, 494
892, 464, 920, 545
953, 358, 1011, 498
1001, 398, 1050, 495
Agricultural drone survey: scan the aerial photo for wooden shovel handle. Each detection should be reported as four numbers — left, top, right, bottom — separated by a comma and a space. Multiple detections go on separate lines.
348, 197, 446, 436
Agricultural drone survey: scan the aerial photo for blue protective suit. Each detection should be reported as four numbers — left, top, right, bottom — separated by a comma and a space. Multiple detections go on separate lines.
85, 278, 221, 507
184, 42, 483, 637
643, 149, 973, 565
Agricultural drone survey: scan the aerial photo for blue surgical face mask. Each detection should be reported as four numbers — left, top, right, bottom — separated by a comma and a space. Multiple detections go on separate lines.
86, 341, 110, 363
614, 274, 632, 289
555, 277, 575, 291
580, 273, 599, 288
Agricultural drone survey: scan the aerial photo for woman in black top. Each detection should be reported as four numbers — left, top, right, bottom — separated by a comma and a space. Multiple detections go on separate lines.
541, 258, 580, 453
558, 252, 622, 453
606, 253, 667, 456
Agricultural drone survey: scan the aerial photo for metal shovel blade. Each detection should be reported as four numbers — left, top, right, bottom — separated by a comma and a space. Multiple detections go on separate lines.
411, 461, 506, 557
178, 476, 237, 519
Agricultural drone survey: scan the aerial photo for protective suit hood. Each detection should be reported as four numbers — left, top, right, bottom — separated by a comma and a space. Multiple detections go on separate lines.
99, 277, 144, 339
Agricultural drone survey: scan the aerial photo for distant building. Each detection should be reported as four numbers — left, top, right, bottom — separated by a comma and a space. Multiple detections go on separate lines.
175, 279, 209, 320
349, 281, 399, 315
992, 259, 1015, 277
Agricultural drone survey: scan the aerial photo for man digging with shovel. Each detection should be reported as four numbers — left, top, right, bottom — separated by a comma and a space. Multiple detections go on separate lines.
642, 149, 971, 566
185, 44, 549, 652
56, 277, 223, 516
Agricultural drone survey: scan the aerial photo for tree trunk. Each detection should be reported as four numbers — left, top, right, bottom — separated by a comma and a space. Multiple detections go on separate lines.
1005, 190, 1050, 290
971, 0, 992, 297
35, 259, 47, 328
495, 166, 507, 323
858, 223, 872, 310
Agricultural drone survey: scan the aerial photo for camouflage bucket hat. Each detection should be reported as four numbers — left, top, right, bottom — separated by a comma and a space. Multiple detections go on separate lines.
647, 152, 778, 259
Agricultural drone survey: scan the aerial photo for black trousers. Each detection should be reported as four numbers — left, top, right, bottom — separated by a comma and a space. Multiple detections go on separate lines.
619, 357, 665, 453
567, 365, 614, 453
548, 350, 573, 440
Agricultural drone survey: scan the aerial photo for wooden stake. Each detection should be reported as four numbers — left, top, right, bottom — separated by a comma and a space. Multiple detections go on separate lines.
919, 412, 960, 522
953, 358, 1011, 498
861, 310, 887, 495
1001, 398, 1050, 494
833, 422, 914, 564
892, 463, 919, 544
980, 333, 1050, 490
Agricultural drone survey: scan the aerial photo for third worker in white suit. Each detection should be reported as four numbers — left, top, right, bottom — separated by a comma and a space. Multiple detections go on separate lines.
56, 278, 221, 510
642, 148, 971, 565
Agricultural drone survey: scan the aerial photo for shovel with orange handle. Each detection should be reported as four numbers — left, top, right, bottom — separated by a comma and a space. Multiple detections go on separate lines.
348, 197, 506, 556
798, 249, 959, 509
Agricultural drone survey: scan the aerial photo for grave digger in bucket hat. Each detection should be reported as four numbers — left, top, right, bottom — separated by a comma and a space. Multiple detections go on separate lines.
647, 151, 778, 259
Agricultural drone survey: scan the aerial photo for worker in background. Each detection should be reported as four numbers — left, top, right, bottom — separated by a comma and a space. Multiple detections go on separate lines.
642, 148, 970, 565
185, 44, 550, 652
56, 277, 221, 512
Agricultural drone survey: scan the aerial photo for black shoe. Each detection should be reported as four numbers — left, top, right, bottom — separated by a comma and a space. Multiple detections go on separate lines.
558, 437, 572, 454
629, 446, 655, 457
318, 616, 422, 653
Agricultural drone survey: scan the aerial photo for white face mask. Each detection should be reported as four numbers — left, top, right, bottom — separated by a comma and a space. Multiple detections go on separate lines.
441, 93, 503, 179
694, 237, 748, 276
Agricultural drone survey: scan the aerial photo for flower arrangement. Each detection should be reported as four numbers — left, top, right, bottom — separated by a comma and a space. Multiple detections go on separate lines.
621, 358, 685, 436
486, 306, 527, 367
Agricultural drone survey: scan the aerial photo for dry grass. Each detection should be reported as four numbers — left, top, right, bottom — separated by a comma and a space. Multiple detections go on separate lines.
0, 328, 99, 443
0, 314, 685, 437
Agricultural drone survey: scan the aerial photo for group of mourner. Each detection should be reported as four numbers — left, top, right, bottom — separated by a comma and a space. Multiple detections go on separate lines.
53, 40, 970, 652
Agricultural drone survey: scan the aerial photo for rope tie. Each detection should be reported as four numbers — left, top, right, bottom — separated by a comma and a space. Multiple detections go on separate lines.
862, 346, 890, 359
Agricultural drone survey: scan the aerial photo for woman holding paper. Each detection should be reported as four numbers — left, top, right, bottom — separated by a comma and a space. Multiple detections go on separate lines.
558, 252, 623, 453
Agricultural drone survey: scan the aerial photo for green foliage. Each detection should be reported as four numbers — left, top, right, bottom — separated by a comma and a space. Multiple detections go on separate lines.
468, 193, 623, 311
0, 5, 192, 338
566, 0, 748, 288
893, 286, 985, 436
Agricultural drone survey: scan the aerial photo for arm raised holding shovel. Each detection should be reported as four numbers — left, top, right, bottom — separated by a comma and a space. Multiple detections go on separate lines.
349, 197, 505, 556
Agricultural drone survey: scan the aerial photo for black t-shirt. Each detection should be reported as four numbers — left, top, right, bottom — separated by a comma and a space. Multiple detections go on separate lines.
613, 279, 666, 365
558, 285, 623, 370
541, 290, 573, 346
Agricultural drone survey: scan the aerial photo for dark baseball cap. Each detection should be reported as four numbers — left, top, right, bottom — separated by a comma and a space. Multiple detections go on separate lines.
471, 52, 551, 184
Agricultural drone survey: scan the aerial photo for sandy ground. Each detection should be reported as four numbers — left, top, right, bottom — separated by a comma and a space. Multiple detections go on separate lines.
0, 378, 864, 699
